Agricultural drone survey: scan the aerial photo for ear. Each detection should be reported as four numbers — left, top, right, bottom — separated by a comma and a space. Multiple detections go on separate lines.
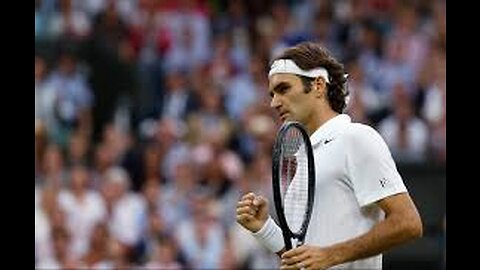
312, 77, 327, 98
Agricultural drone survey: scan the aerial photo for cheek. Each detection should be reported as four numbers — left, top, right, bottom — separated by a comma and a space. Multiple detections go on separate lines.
289, 94, 309, 112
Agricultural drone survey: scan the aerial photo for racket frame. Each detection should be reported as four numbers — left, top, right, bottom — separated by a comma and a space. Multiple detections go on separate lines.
272, 121, 316, 250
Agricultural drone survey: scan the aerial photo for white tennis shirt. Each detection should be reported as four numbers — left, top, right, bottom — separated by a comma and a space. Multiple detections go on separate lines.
299, 114, 408, 269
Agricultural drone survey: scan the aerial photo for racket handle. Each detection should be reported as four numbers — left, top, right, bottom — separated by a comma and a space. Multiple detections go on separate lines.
283, 232, 292, 250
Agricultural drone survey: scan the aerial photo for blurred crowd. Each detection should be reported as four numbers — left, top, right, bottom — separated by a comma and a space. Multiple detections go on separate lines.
35, 0, 446, 268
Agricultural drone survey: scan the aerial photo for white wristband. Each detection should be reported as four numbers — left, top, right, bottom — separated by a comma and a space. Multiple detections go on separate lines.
251, 216, 285, 253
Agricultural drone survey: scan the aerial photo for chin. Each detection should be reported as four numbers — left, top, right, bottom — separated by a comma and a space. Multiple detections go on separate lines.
283, 116, 297, 123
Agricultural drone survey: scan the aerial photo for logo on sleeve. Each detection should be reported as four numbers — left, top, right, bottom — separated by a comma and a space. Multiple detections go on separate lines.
379, 178, 388, 188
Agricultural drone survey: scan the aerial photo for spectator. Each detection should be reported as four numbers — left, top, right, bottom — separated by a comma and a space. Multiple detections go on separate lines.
139, 144, 165, 189
47, 0, 91, 40
154, 118, 190, 181
174, 189, 225, 269
84, 3, 134, 142
36, 186, 61, 263
421, 43, 446, 163
108, 238, 132, 268
67, 131, 90, 166
101, 167, 146, 255
127, 0, 170, 120
35, 0, 52, 40
143, 234, 183, 269
44, 48, 94, 147
40, 144, 67, 188
36, 54, 53, 178
36, 225, 81, 269
186, 88, 233, 147
162, 0, 211, 72
35, 54, 54, 133
90, 142, 116, 189
225, 55, 268, 121
378, 83, 429, 163
80, 222, 113, 269
59, 164, 107, 259
158, 68, 199, 122
161, 161, 198, 231
141, 205, 170, 261
345, 58, 384, 125
200, 156, 239, 229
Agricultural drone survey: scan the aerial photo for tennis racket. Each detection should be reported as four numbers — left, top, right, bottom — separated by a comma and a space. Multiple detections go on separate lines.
272, 121, 316, 250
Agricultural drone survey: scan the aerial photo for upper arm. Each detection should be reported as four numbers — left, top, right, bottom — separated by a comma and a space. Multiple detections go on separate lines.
376, 193, 418, 217
345, 125, 407, 207
376, 192, 423, 235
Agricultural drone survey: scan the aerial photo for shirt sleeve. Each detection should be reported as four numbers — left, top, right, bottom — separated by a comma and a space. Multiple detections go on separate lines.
345, 124, 408, 207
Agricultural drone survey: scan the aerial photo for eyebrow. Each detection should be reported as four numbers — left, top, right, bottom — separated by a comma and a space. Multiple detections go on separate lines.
270, 81, 291, 96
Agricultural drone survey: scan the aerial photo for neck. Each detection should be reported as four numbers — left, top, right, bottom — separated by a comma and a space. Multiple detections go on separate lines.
305, 107, 339, 135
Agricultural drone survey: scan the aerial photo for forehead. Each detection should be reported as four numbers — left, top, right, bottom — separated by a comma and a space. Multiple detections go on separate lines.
268, 73, 302, 90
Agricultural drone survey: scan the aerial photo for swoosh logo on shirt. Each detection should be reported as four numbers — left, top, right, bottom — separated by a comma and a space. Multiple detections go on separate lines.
324, 138, 334, 144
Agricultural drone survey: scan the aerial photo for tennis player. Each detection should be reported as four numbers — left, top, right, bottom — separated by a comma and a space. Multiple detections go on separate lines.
236, 42, 423, 269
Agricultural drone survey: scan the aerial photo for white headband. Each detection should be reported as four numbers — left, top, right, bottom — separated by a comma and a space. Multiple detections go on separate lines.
268, 59, 330, 83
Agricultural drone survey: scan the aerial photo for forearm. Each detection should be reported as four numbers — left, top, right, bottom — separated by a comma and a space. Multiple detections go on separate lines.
326, 214, 421, 266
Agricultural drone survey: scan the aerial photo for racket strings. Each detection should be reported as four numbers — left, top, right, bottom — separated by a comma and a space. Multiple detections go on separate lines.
280, 128, 309, 233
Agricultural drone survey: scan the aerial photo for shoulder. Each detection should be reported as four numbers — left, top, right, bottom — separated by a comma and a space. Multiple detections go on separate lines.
341, 122, 393, 160
343, 122, 385, 146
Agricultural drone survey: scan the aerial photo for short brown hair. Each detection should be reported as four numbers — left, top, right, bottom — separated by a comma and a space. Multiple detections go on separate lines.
272, 42, 348, 113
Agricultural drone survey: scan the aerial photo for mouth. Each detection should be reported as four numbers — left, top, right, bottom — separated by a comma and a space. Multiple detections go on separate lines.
279, 111, 289, 121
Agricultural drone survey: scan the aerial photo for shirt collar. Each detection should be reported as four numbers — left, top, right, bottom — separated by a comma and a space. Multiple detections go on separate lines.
310, 114, 351, 147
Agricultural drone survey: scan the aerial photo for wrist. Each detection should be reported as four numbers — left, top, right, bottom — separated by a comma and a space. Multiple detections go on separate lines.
251, 216, 269, 234
251, 216, 284, 253
324, 245, 344, 267
251, 216, 269, 233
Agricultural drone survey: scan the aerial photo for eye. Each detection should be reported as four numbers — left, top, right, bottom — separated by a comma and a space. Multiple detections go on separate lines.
277, 85, 289, 94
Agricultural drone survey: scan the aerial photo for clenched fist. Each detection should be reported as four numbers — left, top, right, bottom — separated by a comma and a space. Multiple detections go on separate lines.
236, 192, 270, 232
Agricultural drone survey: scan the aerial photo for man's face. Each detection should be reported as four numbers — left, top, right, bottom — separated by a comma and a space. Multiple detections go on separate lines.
268, 73, 316, 124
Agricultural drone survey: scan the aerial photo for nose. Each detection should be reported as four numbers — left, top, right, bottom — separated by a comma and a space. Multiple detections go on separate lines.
270, 94, 281, 110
